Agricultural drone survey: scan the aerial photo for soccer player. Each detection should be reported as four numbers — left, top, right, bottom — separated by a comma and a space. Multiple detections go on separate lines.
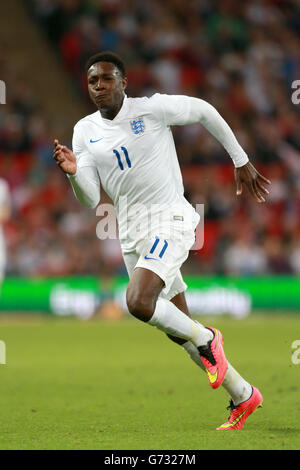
0, 177, 11, 294
53, 52, 270, 430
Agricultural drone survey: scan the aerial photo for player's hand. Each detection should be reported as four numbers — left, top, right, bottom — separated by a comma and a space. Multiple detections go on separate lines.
53, 139, 77, 175
235, 161, 271, 203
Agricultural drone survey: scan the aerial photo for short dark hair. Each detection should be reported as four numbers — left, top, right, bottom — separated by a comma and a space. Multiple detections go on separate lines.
85, 51, 126, 77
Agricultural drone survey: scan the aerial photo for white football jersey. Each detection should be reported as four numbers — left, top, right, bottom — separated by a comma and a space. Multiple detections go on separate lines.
71, 93, 248, 250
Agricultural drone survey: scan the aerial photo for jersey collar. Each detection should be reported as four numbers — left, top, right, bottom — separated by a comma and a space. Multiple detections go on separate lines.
98, 93, 129, 125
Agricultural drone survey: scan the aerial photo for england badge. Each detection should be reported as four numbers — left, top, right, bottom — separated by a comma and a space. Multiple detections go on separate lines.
130, 117, 145, 135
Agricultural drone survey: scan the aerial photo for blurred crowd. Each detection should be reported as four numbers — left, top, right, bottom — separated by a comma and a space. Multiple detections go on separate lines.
1, 0, 300, 277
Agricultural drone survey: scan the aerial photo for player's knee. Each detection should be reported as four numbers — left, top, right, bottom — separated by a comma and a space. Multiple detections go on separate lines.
126, 289, 155, 322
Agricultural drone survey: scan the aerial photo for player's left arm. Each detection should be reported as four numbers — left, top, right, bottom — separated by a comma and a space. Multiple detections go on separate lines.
234, 161, 270, 204
150, 94, 271, 203
193, 99, 271, 203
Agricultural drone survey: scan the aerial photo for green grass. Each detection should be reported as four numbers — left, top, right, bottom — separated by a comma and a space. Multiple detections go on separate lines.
0, 314, 299, 450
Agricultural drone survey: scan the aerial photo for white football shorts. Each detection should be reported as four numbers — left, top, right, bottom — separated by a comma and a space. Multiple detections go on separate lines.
122, 211, 199, 300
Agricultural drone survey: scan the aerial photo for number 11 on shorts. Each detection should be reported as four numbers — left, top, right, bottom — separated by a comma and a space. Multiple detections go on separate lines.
145, 237, 168, 260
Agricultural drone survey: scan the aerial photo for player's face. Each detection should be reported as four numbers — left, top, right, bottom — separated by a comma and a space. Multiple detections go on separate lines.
87, 62, 127, 114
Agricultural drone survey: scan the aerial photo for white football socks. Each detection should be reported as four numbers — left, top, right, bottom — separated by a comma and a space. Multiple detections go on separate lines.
182, 340, 252, 405
182, 341, 206, 371
148, 298, 213, 347
222, 363, 252, 405
148, 299, 252, 406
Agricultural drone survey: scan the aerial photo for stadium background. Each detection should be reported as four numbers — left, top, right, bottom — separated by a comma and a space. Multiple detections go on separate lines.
0, 0, 300, 452
1, 0, 300, 317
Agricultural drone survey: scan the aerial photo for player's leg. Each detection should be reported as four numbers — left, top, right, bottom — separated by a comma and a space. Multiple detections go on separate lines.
167, 285, 229, 387
167, 292, 205, 370
169, 291, 263, 429
167, 291, 191, 344
168, 291, 204, 367
127, 229, 228, 388
170, 290, 253, 403
169, 291, 231, 373
126, 267, 214, 345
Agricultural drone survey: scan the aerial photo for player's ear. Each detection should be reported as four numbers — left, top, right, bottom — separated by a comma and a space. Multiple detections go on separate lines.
122, 76, 128, 91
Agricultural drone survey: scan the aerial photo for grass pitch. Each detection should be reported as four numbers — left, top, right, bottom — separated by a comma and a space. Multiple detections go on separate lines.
0, 314, 299, 450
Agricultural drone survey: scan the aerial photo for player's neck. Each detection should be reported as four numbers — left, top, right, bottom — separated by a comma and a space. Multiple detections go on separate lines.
99, 96, 125, 121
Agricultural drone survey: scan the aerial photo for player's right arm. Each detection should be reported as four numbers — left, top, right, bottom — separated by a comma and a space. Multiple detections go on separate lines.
53, 139, 77, 175
53, 124, 100, 209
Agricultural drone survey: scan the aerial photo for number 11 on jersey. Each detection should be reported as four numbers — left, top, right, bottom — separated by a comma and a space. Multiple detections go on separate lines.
113, 147, 131, 171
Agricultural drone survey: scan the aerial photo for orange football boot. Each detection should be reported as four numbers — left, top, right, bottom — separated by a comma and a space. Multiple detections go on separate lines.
216, 386, 263, 430
198, 327, 228, 389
